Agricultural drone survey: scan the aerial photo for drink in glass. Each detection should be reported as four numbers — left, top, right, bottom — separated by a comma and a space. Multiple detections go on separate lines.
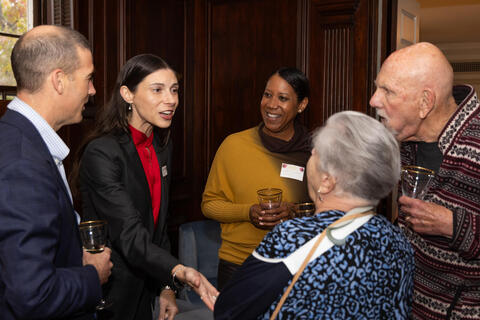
293, 202, 315, 217
401, 165, 435, 200
257, 188, 283, 210
78, 220, 109, 310
79, 220, 106, 253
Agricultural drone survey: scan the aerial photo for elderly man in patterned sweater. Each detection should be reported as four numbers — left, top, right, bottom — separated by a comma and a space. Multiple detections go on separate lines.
370, 42, 480, 319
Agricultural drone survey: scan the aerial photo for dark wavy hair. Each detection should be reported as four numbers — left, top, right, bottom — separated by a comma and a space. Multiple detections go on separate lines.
93, 54, 173, 136
70, 54, 176, 198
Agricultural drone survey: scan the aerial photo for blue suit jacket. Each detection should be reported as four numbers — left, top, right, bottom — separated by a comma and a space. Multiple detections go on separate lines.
0, 109, 101, 319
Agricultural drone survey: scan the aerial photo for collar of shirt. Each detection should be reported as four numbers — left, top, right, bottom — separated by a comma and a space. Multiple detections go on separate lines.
129, 124, 154, 148
8, 97, 70, 164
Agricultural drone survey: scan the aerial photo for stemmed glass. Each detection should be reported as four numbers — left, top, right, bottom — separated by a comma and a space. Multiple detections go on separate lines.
401, 165, 435, 200
79, 220, 110, 310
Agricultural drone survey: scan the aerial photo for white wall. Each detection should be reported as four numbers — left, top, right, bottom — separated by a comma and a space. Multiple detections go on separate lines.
437, 42, 480, 94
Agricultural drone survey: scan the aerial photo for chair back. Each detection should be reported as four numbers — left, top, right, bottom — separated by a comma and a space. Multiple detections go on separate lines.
178, 219, 221, 305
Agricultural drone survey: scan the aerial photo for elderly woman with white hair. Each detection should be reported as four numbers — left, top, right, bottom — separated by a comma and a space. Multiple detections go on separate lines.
214, 111, 415, 319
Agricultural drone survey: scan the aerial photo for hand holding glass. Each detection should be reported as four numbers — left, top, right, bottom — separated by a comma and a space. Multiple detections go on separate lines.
401, 166, 435, 200
257, 188, 283, 210
79, 220, 109, 310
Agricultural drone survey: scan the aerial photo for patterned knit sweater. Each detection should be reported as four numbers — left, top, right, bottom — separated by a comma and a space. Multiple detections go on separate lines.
399, 85, 480, 320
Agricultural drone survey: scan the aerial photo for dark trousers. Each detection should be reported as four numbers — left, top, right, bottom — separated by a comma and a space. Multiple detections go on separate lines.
217, 258, 241, 291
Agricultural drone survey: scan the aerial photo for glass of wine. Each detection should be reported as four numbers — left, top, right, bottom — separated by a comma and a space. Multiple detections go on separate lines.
79, 220, 107, 253
401, 165, 435, 200
78, 220, 109, 310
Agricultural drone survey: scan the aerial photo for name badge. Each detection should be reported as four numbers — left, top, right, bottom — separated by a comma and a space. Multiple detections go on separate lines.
161, 165, 168, 177
280, 163, 305, 181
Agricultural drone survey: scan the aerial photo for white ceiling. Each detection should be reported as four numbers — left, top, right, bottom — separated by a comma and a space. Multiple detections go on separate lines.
419, 0, 480, 43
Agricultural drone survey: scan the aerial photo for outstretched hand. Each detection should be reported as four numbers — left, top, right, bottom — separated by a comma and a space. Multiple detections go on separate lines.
172, 265, 219, 311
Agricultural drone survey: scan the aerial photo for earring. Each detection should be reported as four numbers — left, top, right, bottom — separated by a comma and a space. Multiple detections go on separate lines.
317, 190, 323, 202
128, 104, 133, 111
298, 109, 302, 113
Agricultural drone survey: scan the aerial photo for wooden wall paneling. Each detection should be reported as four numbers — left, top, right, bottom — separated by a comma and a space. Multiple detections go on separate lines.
307, 0, 355, 129
388, 0, 398, 58
366, 0, 379, 117
377, 0, 399, 222
180, 0, 210, 222
295, 0, 311, 127
352, 0, 369, 114
306, 0, 378, 130
63, 0, 125, 210
208, 0, 299, 164
0, 100, 8, 117
115, 0, 200, 225
296, 0, 310, 75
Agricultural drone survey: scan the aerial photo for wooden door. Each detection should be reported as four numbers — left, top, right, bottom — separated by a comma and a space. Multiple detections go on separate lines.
396, 0, 420, 49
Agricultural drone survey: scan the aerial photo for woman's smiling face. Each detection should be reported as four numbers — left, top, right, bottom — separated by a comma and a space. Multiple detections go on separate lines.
260, 73, 303, 141
126, 68, 179, 135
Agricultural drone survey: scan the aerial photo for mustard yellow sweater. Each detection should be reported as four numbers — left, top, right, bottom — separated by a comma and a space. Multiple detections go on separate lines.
202, 126, 309, 265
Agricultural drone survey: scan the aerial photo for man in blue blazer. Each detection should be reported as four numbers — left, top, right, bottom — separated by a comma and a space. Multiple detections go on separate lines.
0, 25, 112, 319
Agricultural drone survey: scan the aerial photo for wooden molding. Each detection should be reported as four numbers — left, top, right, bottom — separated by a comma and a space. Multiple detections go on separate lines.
312, 0, 360, 16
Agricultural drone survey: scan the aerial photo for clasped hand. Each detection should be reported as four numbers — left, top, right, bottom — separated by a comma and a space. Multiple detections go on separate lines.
249, 202, 293, 229
158, 288, 178, 320
82, 247, 113, 285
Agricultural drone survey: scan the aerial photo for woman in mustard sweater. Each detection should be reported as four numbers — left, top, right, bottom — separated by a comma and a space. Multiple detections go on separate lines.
202, 67, 311, 290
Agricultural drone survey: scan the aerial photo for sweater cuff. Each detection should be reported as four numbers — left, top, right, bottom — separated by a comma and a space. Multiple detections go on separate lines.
449, 207, 468, 251
242, 204, 252, 222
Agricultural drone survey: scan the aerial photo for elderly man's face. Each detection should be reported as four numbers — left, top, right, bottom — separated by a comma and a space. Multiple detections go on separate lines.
369, 61, 423, 142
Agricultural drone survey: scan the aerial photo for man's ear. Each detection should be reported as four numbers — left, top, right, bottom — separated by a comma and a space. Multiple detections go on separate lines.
120, 85, 134, 104
51, 69, 65, 94
419, 88, 435, 119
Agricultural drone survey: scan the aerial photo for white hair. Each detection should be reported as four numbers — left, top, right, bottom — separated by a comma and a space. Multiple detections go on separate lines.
312, 111, 400, 205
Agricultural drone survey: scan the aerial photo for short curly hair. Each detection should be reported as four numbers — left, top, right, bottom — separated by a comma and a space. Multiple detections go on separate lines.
312, 111, 400, 205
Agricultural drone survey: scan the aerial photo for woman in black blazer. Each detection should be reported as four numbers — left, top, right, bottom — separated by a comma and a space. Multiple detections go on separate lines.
74, 54, 218, 320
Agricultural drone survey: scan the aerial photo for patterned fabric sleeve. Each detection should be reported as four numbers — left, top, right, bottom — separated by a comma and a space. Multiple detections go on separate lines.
257, 212, 338, 259
450, 208, 480, 260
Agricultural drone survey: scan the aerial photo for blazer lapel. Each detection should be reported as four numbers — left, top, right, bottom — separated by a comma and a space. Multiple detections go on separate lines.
118, 132, 155, 234
152, 130, 170, 240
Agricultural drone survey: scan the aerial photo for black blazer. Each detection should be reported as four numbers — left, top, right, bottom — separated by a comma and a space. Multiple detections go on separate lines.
0, 109, 100, 320
79, 129, 179, 320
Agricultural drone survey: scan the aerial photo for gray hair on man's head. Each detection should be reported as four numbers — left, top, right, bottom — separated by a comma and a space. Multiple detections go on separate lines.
312, 111, 400, 205
11, 25, 91, 93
